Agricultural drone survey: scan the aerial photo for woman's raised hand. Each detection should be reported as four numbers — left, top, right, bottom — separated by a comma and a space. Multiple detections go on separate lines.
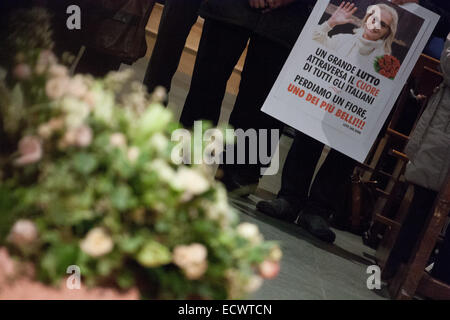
328, 2, 358, 28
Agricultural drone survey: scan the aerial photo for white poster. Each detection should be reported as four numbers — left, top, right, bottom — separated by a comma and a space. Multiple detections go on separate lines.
262, 0, 440, 162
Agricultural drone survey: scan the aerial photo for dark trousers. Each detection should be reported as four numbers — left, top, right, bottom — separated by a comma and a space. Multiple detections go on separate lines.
180, 18, 290, 181
278, 131, 356, 214
390, 185, 437, 264
143, 0, 203, 93
433, 221, 450, 284
388, 184, 450, 284
75, 49, 122, 77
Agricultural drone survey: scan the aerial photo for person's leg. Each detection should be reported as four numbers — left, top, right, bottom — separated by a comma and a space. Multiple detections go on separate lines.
432, 222, 450, 285
295, 149, 355, 243
257, 131, 324, 221
383, 185, 437, 278
179, 19, 250, 128
278, 131, 325, 209
75, 49, 122, 77
308, 149, 356, 217
143, 0, 203, 94
221, 33, 291, 186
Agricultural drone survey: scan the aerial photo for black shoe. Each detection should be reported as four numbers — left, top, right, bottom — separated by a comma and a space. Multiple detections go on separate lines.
256, 198, 298, 222
298, 211, 336, 244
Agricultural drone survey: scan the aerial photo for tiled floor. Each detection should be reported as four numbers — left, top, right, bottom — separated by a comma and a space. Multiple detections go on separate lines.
121, 57, 390, 300
233, 195, 389, 300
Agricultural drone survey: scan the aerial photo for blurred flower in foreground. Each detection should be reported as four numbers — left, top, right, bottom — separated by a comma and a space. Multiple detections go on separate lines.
7, 220, 39, 247
173, 243, 208, 280
80, 228, 114, 258
14, 136, 42, 166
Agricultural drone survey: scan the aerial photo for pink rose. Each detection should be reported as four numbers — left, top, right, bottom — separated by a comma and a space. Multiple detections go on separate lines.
14, 136, 42, 166
258, 260, 280, 279
37, 117, 65, 139
36, 50, 57, 75
13, 64, 32, 80
48, 64, 68, 78
0, 248, 16, 284
7, 219, 39, 247
61, 125, 93, 148
74, 125, 93, 147
46, 77, 69, 100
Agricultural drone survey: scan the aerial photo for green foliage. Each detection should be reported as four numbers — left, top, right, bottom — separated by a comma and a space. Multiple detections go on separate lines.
0, 13, 281, 298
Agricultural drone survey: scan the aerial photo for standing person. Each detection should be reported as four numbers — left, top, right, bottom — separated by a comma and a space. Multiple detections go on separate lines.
383, 32, 450, 281
180, 0, 314, 192
44, 0, 155, 77
257, 132, 356, 243
143, 0, 204, 96
256, 0, 428, 244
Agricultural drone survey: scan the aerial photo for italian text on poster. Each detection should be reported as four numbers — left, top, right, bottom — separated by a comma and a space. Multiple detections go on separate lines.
262, 0, 439, 162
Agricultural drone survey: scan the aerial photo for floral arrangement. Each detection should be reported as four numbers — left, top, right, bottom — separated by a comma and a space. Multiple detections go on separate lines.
374, 54, 401, 80
0, 8, 281, 299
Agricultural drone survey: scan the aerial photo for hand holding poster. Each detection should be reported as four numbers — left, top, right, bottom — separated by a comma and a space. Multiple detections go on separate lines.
262, 0, 439, 162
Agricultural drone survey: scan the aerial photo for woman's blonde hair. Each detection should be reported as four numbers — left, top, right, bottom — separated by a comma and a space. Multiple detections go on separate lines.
360, 3, 399, 54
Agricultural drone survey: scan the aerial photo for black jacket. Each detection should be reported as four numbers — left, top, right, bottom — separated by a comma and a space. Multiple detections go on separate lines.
199, 0, 315, 49
420, 0, 450, 38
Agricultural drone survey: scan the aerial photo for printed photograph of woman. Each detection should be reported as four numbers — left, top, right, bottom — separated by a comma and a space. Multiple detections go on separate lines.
313, 0, 424, 79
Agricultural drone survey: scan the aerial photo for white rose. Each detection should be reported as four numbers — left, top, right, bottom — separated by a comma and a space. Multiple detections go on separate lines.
83, 91, 97, 110
80, 228, 114, 258
67, 75, 88, 98
236, 222, 263, 245
127, 146, 140, 163
173, 243, 208, 280
245, 276, 263, 293
92, 88, 114, 123
184, 261, 208, 280
214, 187, 237, 225
38, 123, 52, 139
46, 76, 69, 100
173, 243, 208, 268
172, 168, 210, 200
7, 219, 38, 246
110, 133, 127, 149
150, 133, 168, 153
149, 159, 176, 183
61, 97, 90, 128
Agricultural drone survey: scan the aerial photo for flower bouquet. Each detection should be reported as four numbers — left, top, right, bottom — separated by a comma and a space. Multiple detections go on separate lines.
0, 8, 281, 300
374, 54, 401, 80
